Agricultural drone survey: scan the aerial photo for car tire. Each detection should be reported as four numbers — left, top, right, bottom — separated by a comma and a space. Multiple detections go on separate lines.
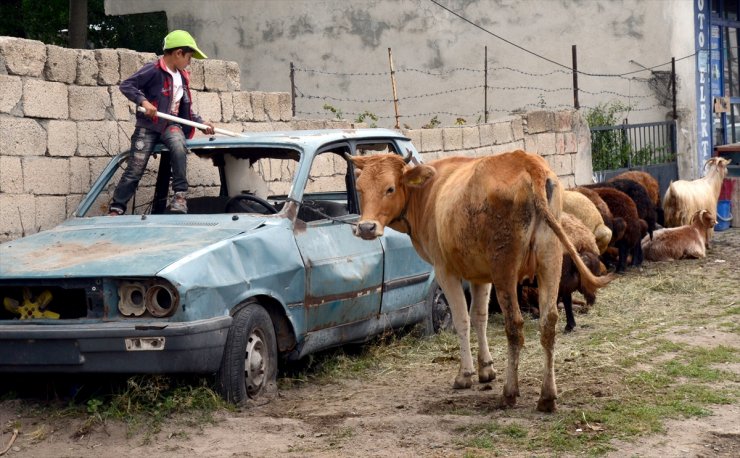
216, 301, 278, 404
422, 281, 454, 336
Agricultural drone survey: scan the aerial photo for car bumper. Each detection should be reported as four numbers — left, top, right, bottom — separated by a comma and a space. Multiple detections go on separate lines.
0, 316, 232, 373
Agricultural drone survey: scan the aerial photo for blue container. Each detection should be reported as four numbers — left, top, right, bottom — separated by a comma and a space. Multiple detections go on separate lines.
715, 200, 733, 231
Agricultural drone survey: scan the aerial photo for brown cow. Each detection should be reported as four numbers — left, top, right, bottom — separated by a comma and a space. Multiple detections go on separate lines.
348, 150, 611, 412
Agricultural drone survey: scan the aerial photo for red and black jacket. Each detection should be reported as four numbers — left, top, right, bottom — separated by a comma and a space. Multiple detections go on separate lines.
120, 57, 205, 139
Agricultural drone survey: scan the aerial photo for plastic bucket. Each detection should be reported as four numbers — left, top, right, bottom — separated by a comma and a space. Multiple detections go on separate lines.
715, 200, 733, 231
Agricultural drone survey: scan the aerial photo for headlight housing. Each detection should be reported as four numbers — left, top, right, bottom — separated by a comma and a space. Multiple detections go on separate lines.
117, 279, 179, 318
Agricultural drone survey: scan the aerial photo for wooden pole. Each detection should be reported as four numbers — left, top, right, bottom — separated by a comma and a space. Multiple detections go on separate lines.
290, 62, 296, 117
484, 46, 488, 123
671, 57, 677, 120
388, 48, 400, 129
572, 45, 579, 110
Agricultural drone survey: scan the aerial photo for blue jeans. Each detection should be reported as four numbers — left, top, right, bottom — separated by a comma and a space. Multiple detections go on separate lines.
110, 125, 188, 213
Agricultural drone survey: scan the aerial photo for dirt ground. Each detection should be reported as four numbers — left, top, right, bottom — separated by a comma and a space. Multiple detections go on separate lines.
1, 229, 739, 457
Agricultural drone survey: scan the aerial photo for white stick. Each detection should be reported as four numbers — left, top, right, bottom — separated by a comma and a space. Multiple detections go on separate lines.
136, 106, 244, 137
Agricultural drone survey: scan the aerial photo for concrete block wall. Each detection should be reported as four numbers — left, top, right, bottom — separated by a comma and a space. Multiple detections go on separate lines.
401, 110, 593, 190
0, 35, 592, 242
0, 36, 354, 242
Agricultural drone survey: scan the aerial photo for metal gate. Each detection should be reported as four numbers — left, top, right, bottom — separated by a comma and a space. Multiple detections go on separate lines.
591, 120, 678, 198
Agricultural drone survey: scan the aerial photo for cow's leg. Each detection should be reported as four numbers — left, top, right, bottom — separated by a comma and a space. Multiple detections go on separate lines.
436, 270, 474, 389
493, 278, 523, 407
470, 282, 495, 383
535, 251, 562, 413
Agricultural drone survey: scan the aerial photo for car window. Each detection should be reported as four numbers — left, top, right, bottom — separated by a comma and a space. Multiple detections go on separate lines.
300, 146, 353, 222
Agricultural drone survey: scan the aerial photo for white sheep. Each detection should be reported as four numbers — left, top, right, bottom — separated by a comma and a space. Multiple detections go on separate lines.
641, 210, 716, 261
663, 157, 730, 246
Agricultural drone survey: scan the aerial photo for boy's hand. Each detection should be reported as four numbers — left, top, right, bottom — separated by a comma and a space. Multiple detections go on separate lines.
141, 100, 158, 119
200, 121, 215, 135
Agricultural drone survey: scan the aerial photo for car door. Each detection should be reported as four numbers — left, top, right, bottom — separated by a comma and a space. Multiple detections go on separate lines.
294, 145, 383, 332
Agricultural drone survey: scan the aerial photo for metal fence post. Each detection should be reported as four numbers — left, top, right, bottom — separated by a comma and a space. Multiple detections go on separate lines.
388, 48, 400, 129
572, 45, 579, 110
290, 62, 296, 117
484, 46, 488, 123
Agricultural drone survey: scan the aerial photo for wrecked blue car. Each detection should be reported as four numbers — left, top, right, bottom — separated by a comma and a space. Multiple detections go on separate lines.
0, 129, 453, 403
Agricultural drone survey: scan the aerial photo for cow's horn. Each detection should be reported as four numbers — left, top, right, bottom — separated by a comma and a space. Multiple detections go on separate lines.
402, 148, 413, 163
344, 152, 354, 162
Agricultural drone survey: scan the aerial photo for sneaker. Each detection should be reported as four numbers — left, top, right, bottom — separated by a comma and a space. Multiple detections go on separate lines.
168, 191, 188, 214
108, 206, 125, 216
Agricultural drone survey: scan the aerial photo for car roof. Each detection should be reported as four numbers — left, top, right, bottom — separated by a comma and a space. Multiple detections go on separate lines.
183, 128, 409, 151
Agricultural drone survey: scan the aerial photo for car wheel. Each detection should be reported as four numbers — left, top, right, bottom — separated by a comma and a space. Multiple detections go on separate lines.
217, 301, 278, 404
423, 281, 454, 335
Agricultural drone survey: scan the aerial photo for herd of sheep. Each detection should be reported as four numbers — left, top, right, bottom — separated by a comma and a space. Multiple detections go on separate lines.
518, 156, 732, 332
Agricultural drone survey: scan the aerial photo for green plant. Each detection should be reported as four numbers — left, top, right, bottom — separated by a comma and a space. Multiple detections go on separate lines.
355, 110, 378, 127
422, 115, 441, 129
322, 103, 343, 120
455, 117, 466, 125
587, 101, 632, 171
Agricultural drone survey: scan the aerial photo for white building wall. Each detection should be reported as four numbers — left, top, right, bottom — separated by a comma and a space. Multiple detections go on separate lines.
105, 0, 700, 177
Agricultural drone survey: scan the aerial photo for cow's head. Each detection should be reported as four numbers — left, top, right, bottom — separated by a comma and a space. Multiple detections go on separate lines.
347, 152, 436, 240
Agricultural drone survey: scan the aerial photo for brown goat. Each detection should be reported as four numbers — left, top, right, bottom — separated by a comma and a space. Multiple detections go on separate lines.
611, 170, 663, 225
590, 187, 646, 272
641, 210, 717, 261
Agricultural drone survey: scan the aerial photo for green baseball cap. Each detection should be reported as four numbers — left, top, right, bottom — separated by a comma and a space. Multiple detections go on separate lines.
163, 30, 207, 59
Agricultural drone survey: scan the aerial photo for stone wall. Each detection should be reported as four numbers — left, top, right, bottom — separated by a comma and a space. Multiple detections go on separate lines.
402, 110, 592, 190
0, 36, 592, 242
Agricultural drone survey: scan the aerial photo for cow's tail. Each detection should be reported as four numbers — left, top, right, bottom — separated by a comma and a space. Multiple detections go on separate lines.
534, 181, 614, 293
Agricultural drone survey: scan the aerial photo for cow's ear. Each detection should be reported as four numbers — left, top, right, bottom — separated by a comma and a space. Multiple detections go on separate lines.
403, 165, 436, 188
349, 155, 370, 170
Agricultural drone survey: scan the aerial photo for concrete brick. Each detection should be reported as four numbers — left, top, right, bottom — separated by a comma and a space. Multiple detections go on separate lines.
44, 45, 77, 83
556, 133, 566, 155
544, 152, 572, 176
46, 120, 78, 157
0, 156, 23, 193
204, 60, 229, 92
555, 110, 573, 132
0, 115, 46, 156
402, 129, 421, 150
95, 48, 120, 85
563, 132, 578, 153
69, 86, 111, 121
526, 110, 554, 134
0, 193, 35, 239
491, 141, 524, 155
0, 53, 5, 74
462, 126, 480, 149
188, 59, 205, 90
35, 195, 67, 230
264, 92, 281, 121
561, 174, 576, 189
119, 49, 146, 81
78, 121, 120, 157
23, 157, 70, 194
536, 132, 557, 156
0, 74, 22, 114
479, 124, 494, 146
442, 127, 463, 152
420, 128, 443, 152
110, 86, 133, 120
23, 79, 68, 119
66, 194, 84, 217
221, 92, 234, 122
76, 50, 99, 86
187, 155, 220, 187
226, 61, 241, 91
70, 157, 91, 193
233, 92, 253, 121
492, 121, 514, 144
524, 135, 537, 153
512, 117, 524, 140
193, 91, 222, 124
250, 92, 267, 122
0, 37, 46, 77
278, 92, 292, 121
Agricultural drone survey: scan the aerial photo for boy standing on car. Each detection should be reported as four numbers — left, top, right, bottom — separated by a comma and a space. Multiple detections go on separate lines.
109, 30, 215, 215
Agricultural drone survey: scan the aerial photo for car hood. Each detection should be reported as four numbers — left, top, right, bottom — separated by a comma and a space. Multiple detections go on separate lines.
0, 216, 267, 278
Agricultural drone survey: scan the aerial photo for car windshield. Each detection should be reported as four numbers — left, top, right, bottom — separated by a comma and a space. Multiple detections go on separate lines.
79, 146, 303, 217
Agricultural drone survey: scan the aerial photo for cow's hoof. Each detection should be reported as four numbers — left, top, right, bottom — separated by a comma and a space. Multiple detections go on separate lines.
453, 375, 473, 389
536, 397, 557, 413
502, 393, 517, 408
478, 365, 496, 383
